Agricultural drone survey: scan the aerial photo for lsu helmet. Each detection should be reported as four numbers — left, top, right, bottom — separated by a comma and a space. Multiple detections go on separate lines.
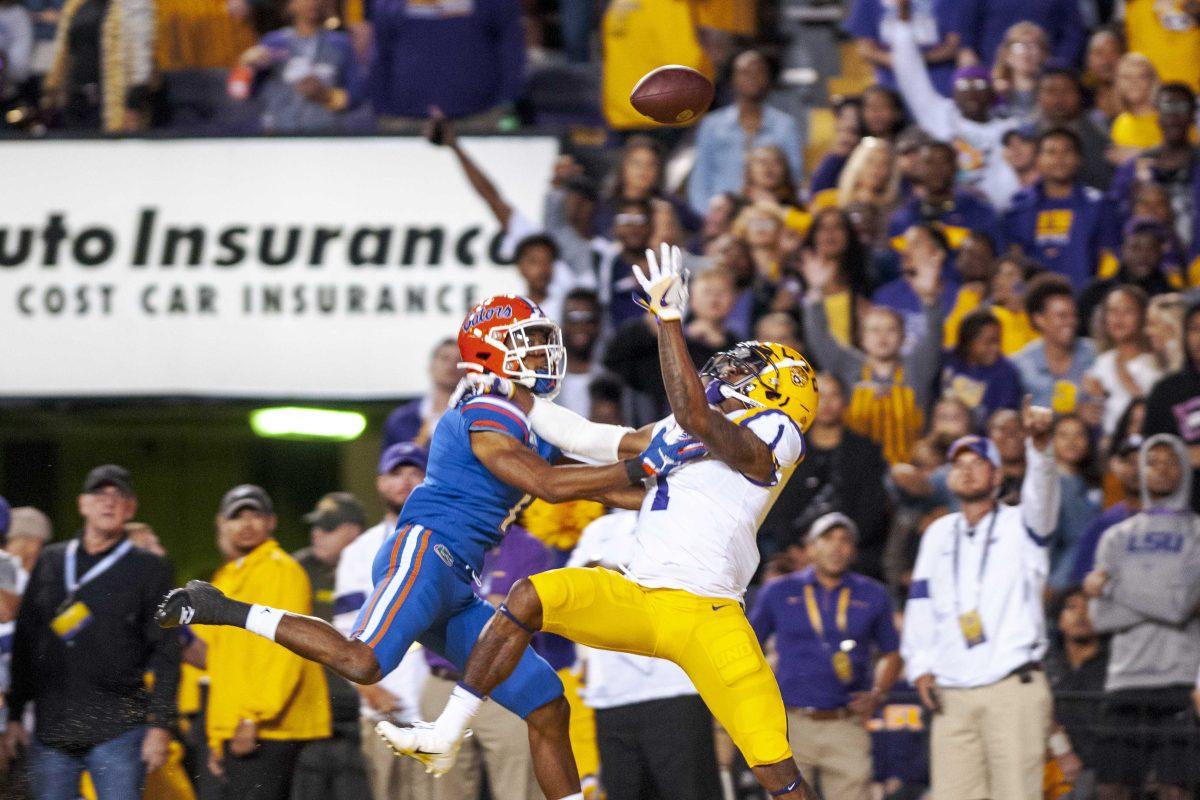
701, 341, 819, 432
458, 295, 566, 399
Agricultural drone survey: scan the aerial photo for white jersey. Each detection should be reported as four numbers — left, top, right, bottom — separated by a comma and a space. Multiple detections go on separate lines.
626, 409, 805, 601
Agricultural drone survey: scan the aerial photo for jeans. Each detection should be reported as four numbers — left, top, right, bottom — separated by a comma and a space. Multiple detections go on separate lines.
29, 726, 147, 800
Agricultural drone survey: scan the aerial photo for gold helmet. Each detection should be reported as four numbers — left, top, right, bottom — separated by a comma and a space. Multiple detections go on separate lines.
701, 341, 820, 432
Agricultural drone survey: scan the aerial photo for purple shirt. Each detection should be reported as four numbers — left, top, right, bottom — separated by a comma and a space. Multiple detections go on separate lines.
750, 567, 898, 710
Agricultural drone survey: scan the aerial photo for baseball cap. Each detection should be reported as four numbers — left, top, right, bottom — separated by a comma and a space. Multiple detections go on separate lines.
947, 435, 1002, 468
1002, 123, 1037, 145
1123, 216, 1170, 243
9, 507, 52, 543
304, 492, 368, 530
82, 464, 135, 497
378, 442, 429, 475
0, 497, 9, 538
806, 512, 859, 544
219, 484, 274, 519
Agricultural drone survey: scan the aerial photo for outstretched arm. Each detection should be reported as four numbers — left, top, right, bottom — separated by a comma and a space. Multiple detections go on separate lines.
656, 318, 775, 483
471, 431, 646, 504
428, 108, 513, 227
636, 245, 775, 484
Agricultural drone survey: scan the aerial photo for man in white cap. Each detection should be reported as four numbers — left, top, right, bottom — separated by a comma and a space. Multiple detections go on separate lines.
901, 398, 1061, 800
750, 512, 901, 800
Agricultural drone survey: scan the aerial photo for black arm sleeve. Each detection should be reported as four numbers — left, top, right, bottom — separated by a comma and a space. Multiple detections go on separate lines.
143, 558, 181, 728
9, 557, 45, 722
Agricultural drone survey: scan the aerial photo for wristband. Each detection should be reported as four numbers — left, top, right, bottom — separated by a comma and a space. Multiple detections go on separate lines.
1049, 730, 1072, 757
623, 458, 647, 485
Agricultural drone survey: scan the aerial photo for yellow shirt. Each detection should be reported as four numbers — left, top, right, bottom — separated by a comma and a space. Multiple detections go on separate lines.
1125, 0, 1200, 92
206, 539, 331, 749
823, 290, 855, 347
992, 306, 1039, 356
1111, 111, 1163, 149
601, 0, 711, 130
943, 286, 983, 349
689, 0, 754, 35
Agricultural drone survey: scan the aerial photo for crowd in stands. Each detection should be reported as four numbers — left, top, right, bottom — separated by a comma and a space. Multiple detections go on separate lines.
2, 0, 1200, 797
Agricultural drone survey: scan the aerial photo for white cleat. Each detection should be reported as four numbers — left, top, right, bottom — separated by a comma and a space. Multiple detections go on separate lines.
375, 720, 469, 776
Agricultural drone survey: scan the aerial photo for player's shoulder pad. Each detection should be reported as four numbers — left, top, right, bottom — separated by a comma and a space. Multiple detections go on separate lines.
461, 395, 531, 442
733, 408, 804, 454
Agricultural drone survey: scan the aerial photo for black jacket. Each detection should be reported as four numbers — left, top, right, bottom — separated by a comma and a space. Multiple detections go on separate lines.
10, 536, 179, 751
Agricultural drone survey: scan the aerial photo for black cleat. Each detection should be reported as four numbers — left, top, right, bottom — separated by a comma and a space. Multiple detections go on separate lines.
156, 580, 238, 628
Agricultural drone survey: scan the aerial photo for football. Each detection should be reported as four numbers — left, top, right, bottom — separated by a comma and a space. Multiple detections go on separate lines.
630, 65, 715, 125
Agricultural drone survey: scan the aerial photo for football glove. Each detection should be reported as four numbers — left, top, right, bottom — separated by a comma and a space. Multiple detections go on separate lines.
634, 243, 689, 322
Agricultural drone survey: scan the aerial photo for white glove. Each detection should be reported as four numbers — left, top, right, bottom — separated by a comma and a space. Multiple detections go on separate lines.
634, 243, 689, 322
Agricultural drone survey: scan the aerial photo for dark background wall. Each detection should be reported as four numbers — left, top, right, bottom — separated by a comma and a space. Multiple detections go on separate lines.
0, 400, 399, 580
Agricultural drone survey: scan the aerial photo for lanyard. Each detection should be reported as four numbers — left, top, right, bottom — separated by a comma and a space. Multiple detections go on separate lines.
951, 509, 998, 615
65, 538, 133, 596
803, 583, 850, 647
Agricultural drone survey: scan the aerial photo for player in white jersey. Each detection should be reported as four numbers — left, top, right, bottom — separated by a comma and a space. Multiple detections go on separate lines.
382, 245, 820, 800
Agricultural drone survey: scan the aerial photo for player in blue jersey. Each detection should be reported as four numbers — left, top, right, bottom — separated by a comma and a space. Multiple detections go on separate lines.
156, 293, 703, 800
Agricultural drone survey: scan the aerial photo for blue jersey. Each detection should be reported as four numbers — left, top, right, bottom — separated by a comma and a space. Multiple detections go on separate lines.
398, 395, 560, 573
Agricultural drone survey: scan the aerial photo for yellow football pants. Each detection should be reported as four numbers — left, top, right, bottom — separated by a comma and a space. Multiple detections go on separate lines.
530, 567, 792, 767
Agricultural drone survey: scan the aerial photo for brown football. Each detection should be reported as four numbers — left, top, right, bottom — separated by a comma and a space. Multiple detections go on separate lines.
630, 65, 715, 125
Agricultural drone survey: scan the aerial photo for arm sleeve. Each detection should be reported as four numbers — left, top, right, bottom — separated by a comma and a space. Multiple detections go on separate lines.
1088, 525, 1149, 633
1107, 542, 1200, 626
748, 584, 777, 644
903, 300, 946, 410
145, 558, 181, 727
7, 556, 44, 721
802, 297, 865, 387
239, 563, 314, 722
889, 20, 956, 139
1020, 439, 1062, 541
687, 119, 717, 215
900, 526, 941, 680
528, 397, 633, 464
872, 590, 901, 654
461, 397, 531, 442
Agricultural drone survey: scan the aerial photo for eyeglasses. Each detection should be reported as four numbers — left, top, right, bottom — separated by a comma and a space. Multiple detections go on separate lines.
1157, 100, 1194, 116
954, 78, 990, 92
614, 213, 648, 226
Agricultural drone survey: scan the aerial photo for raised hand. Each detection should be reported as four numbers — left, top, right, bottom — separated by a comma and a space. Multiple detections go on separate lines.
1021, 394, 1054, 451
638, 426, 707, 479
634, 243, 689, 321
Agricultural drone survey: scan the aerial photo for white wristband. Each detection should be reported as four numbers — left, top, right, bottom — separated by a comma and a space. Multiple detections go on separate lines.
530, 398, 633, 464
246, 605, 285, 642
1049, 730, 1072, 757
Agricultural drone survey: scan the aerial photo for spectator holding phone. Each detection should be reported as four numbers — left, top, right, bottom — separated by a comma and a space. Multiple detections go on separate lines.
235, 0, 363, 132
902, 399, 1066, 800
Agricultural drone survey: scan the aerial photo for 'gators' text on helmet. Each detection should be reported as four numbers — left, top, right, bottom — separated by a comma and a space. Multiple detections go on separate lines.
457, 295, 566, 399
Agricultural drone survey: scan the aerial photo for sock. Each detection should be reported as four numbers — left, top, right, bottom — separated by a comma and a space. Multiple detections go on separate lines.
433, 684, 484, 742
245, 605, 285, 641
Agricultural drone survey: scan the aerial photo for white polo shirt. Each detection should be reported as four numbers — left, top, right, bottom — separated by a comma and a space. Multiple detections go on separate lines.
902, 441, 1061, 688
334, 520, 428, 721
